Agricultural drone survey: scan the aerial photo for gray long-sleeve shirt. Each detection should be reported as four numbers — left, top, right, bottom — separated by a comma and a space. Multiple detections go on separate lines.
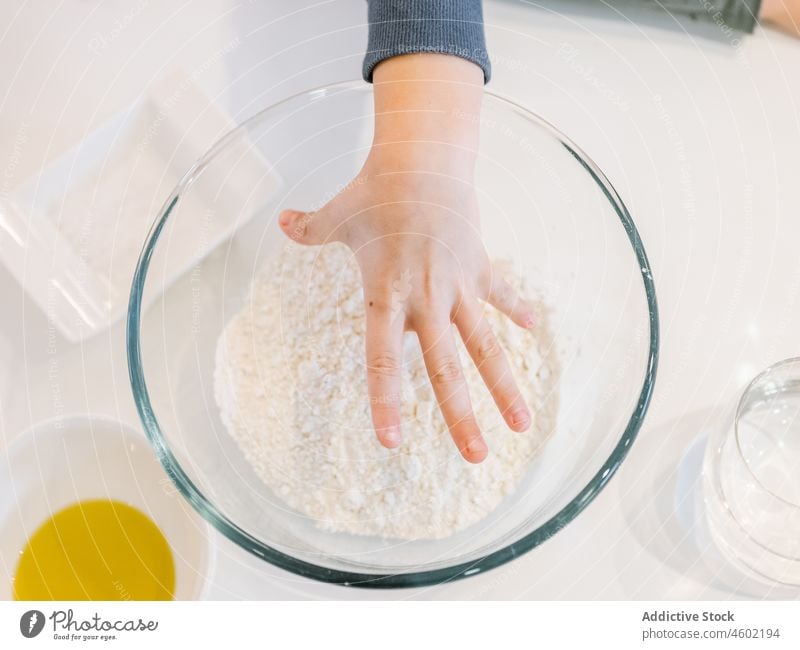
362, 0, 762, 84
362, 0, 493, 82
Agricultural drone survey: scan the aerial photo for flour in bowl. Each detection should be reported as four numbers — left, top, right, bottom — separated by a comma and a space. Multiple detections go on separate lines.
214, 242, 559, 540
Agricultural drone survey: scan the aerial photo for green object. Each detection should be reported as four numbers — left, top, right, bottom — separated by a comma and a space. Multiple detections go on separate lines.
628, 0, 761, 33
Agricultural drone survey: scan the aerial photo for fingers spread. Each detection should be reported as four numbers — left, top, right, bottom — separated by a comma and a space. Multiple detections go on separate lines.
454, 299, 531, 433
278, 207, 339, 246
417, 321, 487, 463
365, 297, 405, 449
486, 275, 536, 329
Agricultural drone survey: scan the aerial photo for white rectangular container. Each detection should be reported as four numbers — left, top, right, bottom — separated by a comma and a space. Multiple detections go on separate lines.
0, 72, 281, 343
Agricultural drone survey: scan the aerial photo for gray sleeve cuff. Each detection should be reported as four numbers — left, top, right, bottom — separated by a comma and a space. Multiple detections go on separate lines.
363, 0, 491, 84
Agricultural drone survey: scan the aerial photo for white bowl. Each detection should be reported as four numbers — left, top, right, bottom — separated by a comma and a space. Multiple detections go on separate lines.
0, 415, 215, 600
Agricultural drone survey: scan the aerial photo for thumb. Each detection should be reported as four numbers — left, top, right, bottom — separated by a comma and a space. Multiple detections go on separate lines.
278, 206, 339, 246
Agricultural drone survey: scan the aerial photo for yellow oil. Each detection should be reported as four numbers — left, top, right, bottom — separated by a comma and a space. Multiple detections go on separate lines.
13, 499, 175, 601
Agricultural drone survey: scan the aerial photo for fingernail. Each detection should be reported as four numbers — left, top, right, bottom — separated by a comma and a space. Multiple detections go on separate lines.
381, 426, 402, 448
465, 437, 488, 458
509, 408, 531, 430
278, 210, 293, 227
524, 315, 536, 329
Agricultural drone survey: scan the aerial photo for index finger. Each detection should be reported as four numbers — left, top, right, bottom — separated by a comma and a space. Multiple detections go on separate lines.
365, 297, 405, 449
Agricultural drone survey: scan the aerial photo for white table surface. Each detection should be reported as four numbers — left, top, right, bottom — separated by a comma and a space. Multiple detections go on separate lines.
1, 0, 799, 600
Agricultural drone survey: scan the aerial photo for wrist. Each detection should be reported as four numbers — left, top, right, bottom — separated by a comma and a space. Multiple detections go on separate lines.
365, 138, 478, 181
370, 52, 483, 177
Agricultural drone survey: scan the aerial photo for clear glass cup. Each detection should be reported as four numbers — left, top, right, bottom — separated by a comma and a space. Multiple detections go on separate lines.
704, 357, 800, 586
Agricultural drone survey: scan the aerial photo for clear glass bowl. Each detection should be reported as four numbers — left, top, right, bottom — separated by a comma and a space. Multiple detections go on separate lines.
127, 81, 659, 588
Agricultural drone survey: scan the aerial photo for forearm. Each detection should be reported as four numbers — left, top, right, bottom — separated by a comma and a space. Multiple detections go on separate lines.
370, 53, 483, 178
761, 0, 800, 35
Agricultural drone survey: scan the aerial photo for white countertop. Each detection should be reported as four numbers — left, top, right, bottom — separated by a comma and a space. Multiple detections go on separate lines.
1, 0, 799, 599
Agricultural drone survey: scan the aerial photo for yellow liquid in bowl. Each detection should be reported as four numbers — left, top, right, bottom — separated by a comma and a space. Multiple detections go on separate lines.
13, 499, 175, 600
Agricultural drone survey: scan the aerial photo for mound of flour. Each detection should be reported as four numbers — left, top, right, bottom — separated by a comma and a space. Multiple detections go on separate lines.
214, 242, 559, 540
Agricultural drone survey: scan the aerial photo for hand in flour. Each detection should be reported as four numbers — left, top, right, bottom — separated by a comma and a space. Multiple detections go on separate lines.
278, 53, 534, 463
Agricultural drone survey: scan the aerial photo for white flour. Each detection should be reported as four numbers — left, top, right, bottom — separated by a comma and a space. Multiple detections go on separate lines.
214, 242, 559, 540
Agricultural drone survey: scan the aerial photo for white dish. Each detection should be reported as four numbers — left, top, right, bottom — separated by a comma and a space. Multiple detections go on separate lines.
0, 415, 215, 600
0, 71, 282, 343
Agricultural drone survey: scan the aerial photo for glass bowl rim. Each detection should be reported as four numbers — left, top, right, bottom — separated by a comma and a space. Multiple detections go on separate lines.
126, 79, 660, 589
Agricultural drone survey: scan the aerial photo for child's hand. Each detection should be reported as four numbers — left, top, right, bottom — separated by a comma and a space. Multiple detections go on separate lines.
278, 53, 535, 463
